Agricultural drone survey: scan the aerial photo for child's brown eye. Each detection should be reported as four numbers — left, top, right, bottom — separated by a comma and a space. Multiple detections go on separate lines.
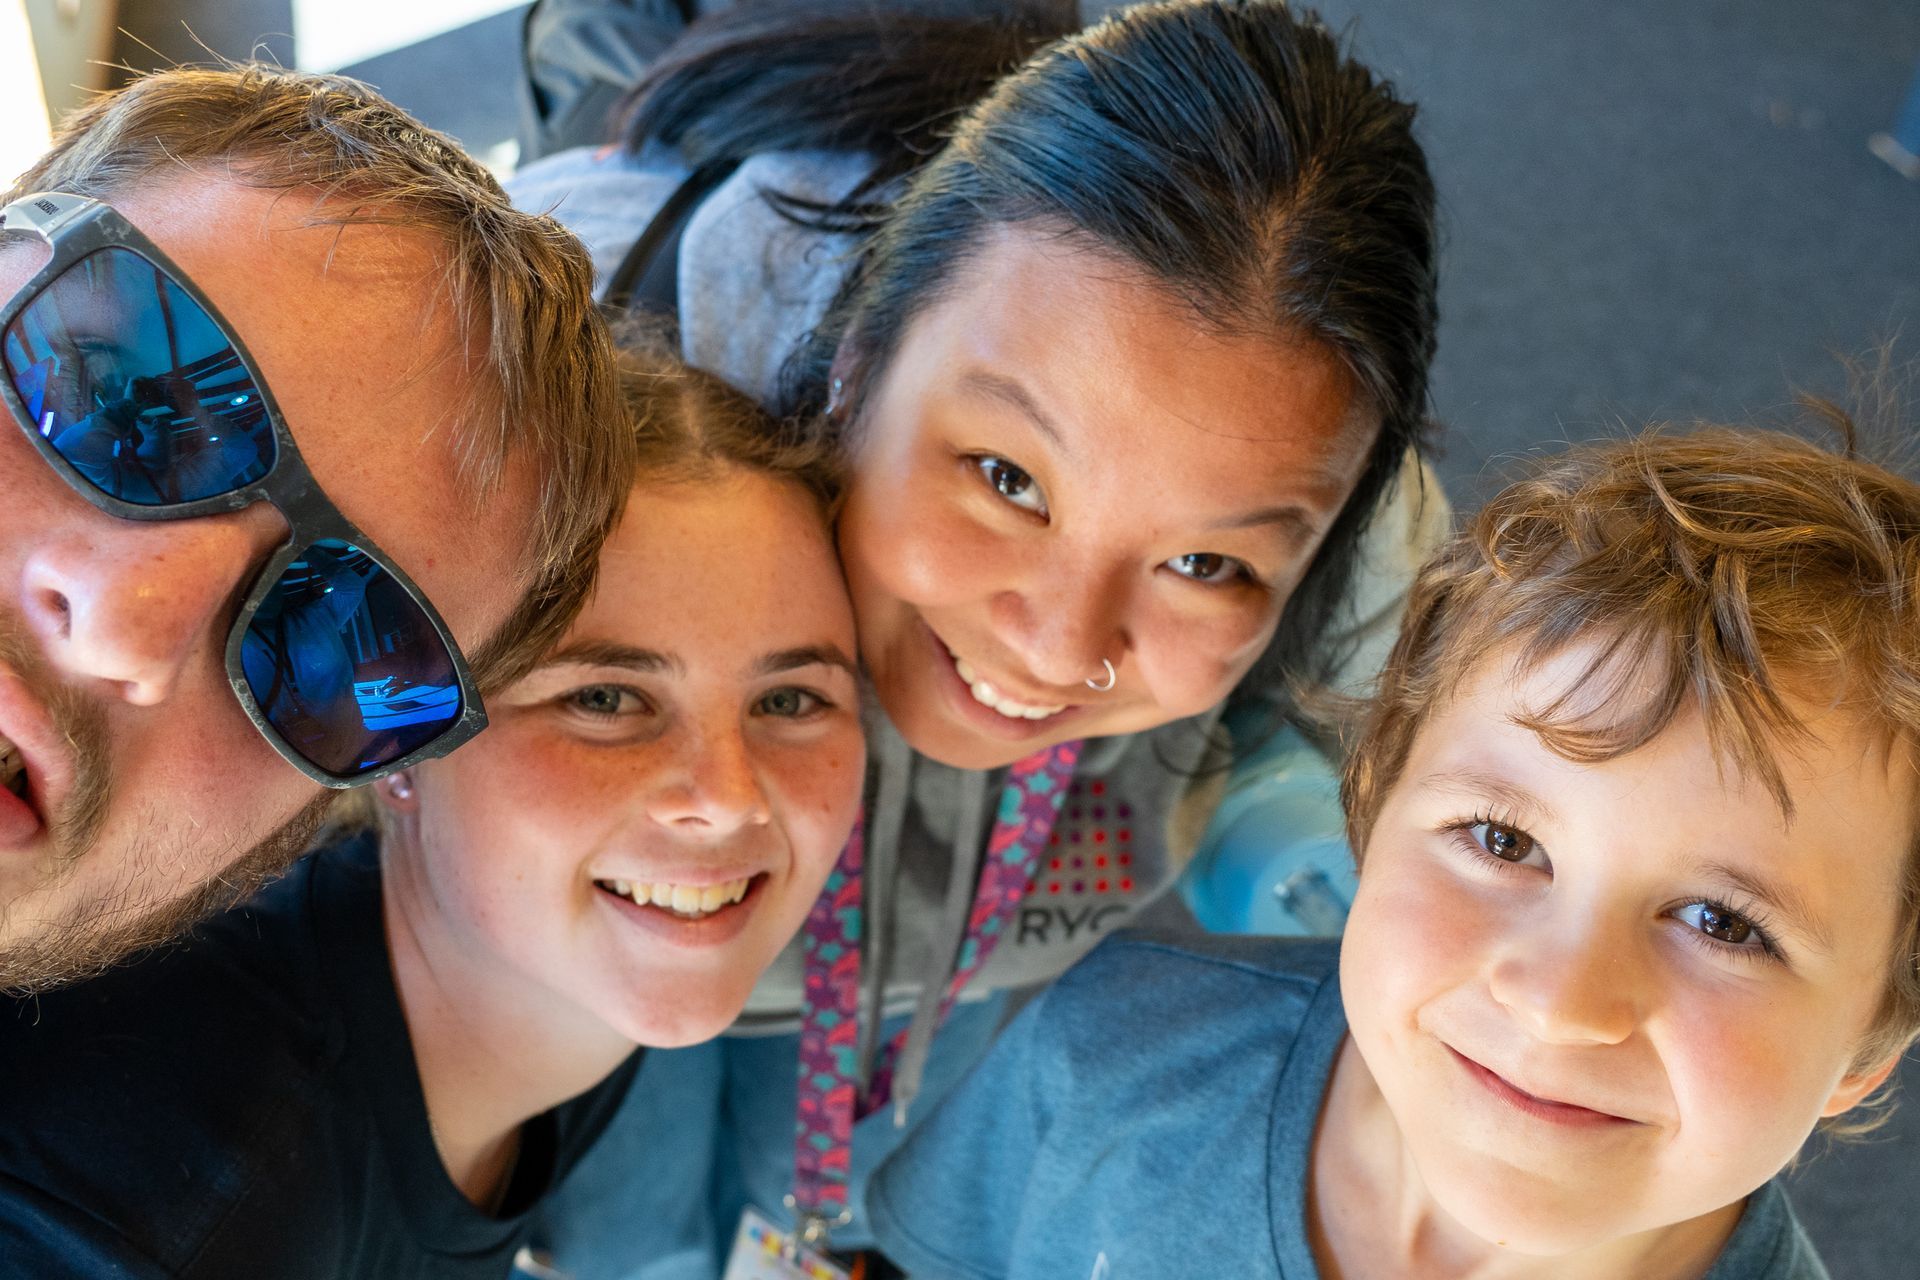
1473, 821, 1536, 863
1682, 902, 1755, 946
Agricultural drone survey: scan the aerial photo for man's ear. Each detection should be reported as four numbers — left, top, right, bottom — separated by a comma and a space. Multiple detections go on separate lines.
1820, 1053, 1902, 1118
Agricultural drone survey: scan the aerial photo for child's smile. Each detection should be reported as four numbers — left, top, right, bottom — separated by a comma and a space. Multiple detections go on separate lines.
1444, 1044, 1642, 1129
1329, 639, 1909, 1272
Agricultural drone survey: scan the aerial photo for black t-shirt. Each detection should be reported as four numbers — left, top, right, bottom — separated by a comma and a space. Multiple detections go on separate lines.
0, 836, 643, 1278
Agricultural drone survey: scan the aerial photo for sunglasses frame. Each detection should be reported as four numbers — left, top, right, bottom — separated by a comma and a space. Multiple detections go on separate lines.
0, 191, 487, 787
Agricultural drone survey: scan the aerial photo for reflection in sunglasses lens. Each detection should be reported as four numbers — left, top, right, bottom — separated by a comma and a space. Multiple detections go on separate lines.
3, 246, 277, 505
242, 540, 463, 778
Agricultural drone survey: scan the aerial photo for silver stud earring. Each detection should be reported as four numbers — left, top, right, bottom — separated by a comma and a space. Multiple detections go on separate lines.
828, 377, 845, 417
385, 772, 414, 802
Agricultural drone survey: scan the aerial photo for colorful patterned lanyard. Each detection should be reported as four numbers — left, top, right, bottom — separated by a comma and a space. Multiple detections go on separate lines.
788, 740, 1082, 1251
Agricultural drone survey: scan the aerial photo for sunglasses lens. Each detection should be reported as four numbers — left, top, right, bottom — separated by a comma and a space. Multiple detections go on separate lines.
240, 539, 467, 779
3, 246, 277, 505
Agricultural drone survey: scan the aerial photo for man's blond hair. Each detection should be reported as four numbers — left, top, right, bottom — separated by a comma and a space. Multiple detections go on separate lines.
6, 63, 633, 688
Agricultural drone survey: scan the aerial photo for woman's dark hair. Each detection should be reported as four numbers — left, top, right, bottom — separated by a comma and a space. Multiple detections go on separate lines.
622, 0, 1440, 737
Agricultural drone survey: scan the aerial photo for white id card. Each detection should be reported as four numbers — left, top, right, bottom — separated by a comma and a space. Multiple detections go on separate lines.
721, 1206, 855, 1280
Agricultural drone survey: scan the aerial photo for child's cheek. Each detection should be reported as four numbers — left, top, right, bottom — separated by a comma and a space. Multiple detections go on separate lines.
1344, 832, 1487, 1035
1653, 977, 1842, 1186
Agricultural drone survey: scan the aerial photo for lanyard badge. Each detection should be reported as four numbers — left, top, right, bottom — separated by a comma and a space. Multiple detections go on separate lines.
785, 741, 1082, 1254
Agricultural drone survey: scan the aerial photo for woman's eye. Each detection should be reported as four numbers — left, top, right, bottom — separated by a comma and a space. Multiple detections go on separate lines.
757, 687, 824, 718
1166, 552, 1244, 584
973, 455, 1048, 516
1468, 820, 1540, 865
1675, 901, 1760, 948
566, 685, 645, 718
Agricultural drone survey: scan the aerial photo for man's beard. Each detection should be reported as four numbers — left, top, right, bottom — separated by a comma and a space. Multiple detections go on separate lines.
0, 617, 112, 867
0, 792, 333, 994
0, 614, 331, 993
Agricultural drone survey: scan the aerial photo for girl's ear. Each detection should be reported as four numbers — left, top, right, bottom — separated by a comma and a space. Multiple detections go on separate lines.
374, 770, 419, 815
1819, 1054, 1901, 1119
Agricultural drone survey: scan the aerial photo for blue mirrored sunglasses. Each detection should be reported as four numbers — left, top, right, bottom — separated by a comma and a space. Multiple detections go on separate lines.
0, 193, 486, 786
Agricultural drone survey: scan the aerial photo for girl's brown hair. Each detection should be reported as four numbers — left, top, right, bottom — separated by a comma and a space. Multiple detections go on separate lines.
614, 323, 842, 510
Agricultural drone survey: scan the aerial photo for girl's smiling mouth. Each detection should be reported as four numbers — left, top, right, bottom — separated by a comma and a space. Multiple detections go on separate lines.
591, 873, 771, 946
594, 875, 758, 919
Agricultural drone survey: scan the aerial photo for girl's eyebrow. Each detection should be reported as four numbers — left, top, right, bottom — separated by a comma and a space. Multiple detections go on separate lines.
537, 641, 678, 675
533, 641, 857, 680
753, 645, 858, 678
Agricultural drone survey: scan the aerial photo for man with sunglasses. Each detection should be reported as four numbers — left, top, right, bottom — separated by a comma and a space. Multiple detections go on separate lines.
0, 65, 630, 992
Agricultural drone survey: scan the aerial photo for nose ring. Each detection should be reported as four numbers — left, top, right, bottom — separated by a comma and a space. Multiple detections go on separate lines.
1086, 659, 1117, 693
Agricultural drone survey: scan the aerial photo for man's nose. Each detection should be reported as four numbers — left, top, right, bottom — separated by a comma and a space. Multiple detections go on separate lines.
21, 508, 284, 706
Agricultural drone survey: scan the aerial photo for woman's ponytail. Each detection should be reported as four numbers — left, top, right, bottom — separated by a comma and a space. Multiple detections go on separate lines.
618, 0, 1076, 197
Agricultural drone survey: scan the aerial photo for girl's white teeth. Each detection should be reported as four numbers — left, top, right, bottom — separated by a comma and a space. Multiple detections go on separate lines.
953, 657, 1065, 721
603, 876, 751, 918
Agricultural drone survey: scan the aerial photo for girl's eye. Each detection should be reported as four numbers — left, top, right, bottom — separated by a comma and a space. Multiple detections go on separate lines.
757, 687, 825, 718
1165, 552, 1245, 584
1675, 901, 1762, 949
566, 685, 646, 718
1469, 820, 1540, 865
973, 455, 1048, 516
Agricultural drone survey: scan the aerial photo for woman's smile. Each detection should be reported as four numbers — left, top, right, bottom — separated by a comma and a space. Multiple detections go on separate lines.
923, 622, 1091, 743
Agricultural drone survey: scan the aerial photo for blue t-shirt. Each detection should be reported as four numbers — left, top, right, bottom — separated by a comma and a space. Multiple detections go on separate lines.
866, 934, 1827, 1280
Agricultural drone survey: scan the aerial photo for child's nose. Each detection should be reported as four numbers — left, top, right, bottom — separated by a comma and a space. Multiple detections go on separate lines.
1486, 915, 1641, 1047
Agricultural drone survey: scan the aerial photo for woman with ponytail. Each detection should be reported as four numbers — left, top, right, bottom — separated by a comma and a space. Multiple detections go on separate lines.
509, 2, 1447, 1273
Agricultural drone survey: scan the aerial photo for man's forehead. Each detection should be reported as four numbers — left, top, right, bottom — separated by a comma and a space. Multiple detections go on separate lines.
118, 178, 534, 643
117, 179, 451, 330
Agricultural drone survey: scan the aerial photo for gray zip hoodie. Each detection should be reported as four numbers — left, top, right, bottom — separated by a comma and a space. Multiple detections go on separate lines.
508, 145, 1450, 1118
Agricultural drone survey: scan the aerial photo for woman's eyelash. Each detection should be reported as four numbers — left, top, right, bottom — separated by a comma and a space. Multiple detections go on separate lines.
964, 452, 1047, 516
